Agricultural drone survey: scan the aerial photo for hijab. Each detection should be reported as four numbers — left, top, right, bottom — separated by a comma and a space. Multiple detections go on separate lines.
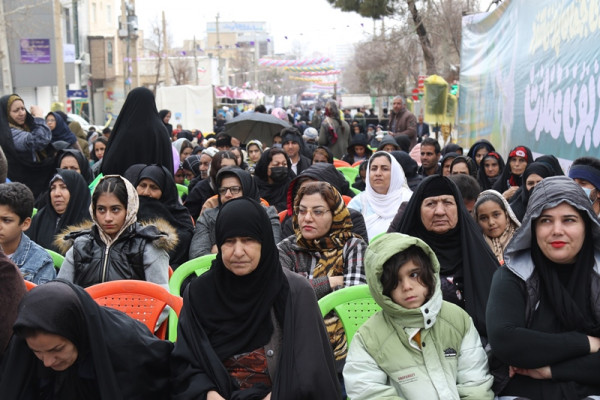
509, 162, 555, 221
182, 155, 201, 178
492, 145, 533, 193
90, 175, 139, 247
101, 87, 173, 176
477, 151, 505, 190
185, 197, 288, 359
359, 151, 413, 238
124, 164, 193, 267
475, 189, 521, 263
0, 95, 55, 198
254, 148, 294, 212
395, 175, 499, 335
158, 109, 173, 136
2, 280, 172, 399
27, 169, 92, 253
47, 112, 77, 145
215, 166, 260, 206
466, 139, 495, 161
57, 149, 95, 184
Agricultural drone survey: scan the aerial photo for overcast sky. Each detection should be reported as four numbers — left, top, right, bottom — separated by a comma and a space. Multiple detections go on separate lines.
136, 0, 376, 59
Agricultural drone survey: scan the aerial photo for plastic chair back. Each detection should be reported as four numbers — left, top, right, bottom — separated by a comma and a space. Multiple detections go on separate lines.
318, 284, 381, 346
333, 159, 351, 168
85, 280, 183, 340
45, 249, 64, 269
176, 183, 189, 198
278, 210, 287, 223
168, 254, 216, 341
341, 195, 352, 205
24, 280, 37, 291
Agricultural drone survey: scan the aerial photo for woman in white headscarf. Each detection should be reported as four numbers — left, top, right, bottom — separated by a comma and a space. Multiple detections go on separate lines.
347, 151, 412, 241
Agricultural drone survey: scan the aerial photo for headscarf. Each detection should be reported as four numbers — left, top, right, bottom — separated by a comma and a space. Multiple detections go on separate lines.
292, 182, 362, 362
123, 165, 192, 267
450, 155, 477, 178
254, 148, 294, 212
395, 175, 499, 335
3, 280, 172, 399
535, 154, 564, 176
509, 161, 555, 221
101, 87, 173, 176
492, 145, 533, 193
90, 175, 139, 247
158, 109, 173, 136
216, 166, 260, 206
0, 94, 55, 198
0, 253, 25, 358
477, 151, 505, 190
91, 137, 108, 163
27, 169, 92, 253
56, 148, 95, 184
475, 189, 521, 263
360, 151, 413, 237
46, 112, 77, 145
466, 139, 495, 161
505, 176, 600, 337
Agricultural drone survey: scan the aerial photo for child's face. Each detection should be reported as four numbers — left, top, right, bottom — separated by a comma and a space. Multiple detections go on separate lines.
0, 205, 29, 248
390, 260, 429, 309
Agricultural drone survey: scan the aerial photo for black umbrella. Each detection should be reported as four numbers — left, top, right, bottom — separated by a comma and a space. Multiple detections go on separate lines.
224, 112, 290, 144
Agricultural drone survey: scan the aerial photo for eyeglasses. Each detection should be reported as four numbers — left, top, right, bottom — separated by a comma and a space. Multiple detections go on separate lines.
218, 186, 242, 195
295, 207, 331, 218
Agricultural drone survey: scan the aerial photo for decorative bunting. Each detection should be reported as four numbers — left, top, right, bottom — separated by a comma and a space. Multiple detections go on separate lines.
258, 57, 331, 67
300, 70, 341, 76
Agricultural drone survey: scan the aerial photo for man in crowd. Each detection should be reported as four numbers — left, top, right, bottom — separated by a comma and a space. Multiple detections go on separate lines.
388, 96, 418, 150
282, 128, 311, 175
418, 137, 441, 176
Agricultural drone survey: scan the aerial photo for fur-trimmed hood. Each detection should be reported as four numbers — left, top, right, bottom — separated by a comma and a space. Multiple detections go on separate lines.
54, 218, 179, 255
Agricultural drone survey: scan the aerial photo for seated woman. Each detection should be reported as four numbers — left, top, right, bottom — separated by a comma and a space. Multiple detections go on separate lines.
124, 164, 194, 269
45, 111, 79, 150
246, 139, 263, 173
343, 233, 493, 400
90, 136, 107, 176
254, 148, 295, 212
189, 166, 282, 259
492, 145, 533, 201
0, 94, 54, 198
173, 138, 194, 163
450, 156, 477, 178
278, 181, 367, 375
27, 169, 91, 253
466, 139, 495, 167
341, 134, 372, 165
57, 148, 95, 184
184, 150, 237, 220
509, 161, 555, 222
477, 151, 505, 190
312, 145, 334, 164
474, 189, 521, 264
347, 151, 413, 240
389, 175, 499, 337
0, 280, 172, 399
171, 197, 341, 399
487, 176, 600, 399
56, 175, 173, 291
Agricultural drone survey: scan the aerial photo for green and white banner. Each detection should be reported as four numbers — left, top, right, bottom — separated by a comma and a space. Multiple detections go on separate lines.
459, 0, 600, 162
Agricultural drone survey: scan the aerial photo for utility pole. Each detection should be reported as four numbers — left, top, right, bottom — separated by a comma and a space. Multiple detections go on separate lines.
54, 0, 67, 105
130, 0, 138, 88
0, 0, 13, 93
72, 0, 79, 58
162, 11, 169, 86
120, 0, 128, 95
193, 35, 199, 85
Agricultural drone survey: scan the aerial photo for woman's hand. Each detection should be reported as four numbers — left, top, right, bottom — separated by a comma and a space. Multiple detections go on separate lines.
207, 390, 226, 400
509, 365, 552, 380
329, 276, 344, 289
503, 186, 519, 201
30, 105, 43, 118
588, 335, 600, 353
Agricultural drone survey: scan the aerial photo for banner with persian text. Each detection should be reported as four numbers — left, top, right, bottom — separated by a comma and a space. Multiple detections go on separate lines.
458, 0, 600, 162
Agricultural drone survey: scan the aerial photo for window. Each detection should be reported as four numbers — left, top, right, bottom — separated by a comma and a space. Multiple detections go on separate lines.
92, 3, 97, 23
106, 5, 111, 24
107, 41, 113, 66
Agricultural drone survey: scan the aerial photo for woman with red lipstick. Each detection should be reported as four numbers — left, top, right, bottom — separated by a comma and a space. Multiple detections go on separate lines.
278, 181, 367, 386
343, 233, 493, 400
487, 176, 600, 399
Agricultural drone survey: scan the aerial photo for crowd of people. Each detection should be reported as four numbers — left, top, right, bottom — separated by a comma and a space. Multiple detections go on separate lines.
1, 88, 600, 400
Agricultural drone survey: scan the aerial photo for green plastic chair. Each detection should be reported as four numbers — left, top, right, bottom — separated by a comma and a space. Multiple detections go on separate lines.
45, 249, 65, 270
318, 284, 381, 346
176, 183, 189, 198
168, 254, 216, 341
336, 166, 361, 194
89, 173, 103, 194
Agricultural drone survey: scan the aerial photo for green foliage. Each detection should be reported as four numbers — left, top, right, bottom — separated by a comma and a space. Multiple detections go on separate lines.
327, 0, 395, 19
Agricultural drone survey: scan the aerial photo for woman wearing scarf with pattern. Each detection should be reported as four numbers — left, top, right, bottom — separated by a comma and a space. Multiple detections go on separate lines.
278, 182, 367, 383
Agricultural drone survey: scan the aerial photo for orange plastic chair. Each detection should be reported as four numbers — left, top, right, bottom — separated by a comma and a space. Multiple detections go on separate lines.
24, 280, 37, 291
341, 195, 352, 205
333, 159, 351, 168
278, 210, 287, 223
85, 280, 183, 340
351, 161, 364, 168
